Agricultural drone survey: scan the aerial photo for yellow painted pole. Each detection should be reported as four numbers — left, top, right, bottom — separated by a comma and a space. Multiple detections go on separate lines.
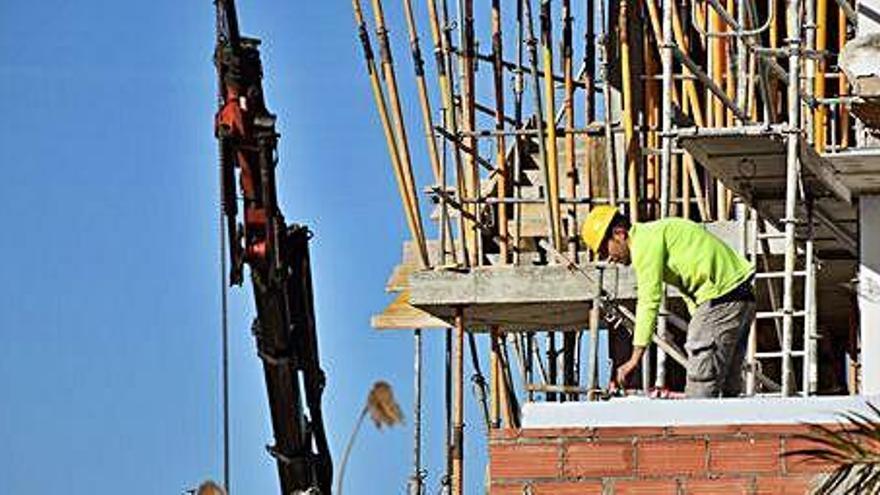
671, 5, 711, 221
491, 0, 510, 264
620, 0, 639, 221
563, 0, 577, 256
460, 0, 479, 267
370, 0, 431, 260
401, 0, 443, 183
541, 0, 563, 248
814, 0, 827, 153
710, 2, 728, 220
351, 0, 429, 268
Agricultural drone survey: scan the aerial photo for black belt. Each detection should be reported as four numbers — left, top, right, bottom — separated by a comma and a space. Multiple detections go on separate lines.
711, 277, 755, 306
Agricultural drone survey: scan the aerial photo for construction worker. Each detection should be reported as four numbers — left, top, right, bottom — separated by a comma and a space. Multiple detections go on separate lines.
581, 206, 756, 397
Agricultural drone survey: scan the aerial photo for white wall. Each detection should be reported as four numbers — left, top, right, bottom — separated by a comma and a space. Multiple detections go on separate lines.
860, 195, 880, 394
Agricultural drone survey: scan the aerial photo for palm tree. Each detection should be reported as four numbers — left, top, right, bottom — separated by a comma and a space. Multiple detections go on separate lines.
335, 381, 404, 495
785, 402, 880, 494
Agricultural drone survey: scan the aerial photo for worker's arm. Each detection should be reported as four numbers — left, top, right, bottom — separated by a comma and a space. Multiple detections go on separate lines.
615, 345, 646, 387
632, 233, 666, 347
612, 232, 665, 388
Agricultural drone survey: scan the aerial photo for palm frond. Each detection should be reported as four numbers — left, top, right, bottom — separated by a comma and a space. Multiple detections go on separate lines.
783, 401, 880, 495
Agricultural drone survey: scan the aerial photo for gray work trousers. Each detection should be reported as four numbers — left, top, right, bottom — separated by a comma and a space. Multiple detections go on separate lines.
684, 299, 757, 398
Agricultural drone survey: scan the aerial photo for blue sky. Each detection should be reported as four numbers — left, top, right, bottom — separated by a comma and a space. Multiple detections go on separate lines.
0, 1, 494, 493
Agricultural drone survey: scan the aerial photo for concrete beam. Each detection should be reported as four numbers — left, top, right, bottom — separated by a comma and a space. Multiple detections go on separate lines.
408, 264, 638, 331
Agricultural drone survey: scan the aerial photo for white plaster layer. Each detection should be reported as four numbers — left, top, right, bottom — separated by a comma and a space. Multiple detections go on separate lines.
522, 395, 880, 428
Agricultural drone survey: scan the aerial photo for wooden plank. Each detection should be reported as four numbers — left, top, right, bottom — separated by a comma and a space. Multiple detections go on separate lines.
371, 290, 451, 330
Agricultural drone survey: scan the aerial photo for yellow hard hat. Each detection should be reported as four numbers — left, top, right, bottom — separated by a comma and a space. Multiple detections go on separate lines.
581, 205, 618, 254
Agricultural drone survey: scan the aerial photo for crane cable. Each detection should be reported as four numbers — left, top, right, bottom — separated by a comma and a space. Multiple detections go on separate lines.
219, 179, 231, 494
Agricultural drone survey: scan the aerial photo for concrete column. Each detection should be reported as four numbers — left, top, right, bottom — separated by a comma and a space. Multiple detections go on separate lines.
859, 195, 880, 394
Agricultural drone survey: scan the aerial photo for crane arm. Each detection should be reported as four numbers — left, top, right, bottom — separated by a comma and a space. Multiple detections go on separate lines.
213, 1, 333, 493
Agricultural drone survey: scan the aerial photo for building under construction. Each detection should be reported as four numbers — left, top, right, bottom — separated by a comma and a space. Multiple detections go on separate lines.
352, 0, 880, 492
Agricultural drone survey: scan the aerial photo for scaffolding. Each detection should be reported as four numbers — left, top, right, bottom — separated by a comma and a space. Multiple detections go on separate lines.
353, 0, 872, 493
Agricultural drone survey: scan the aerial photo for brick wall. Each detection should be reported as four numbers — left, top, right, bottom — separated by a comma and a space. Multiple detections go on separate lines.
489, 424, 834, 494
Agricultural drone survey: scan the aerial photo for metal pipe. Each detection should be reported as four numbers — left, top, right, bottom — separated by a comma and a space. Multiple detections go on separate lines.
673, 46, 752, 124
599, 0, 618, 208
490, 328, 500, 428
467, 49, 590, 89
587, 268, 603, 399
834, 0, 856, 24
492, 0, 509, 264
655, 0, 675, 390
466, 332, 491, 433
839, 0, 850, 149
401, 0, 458, 269
513, 0, 525, 265
781, 0, 801, 396
452, 308, 465, 495
745, 208, 758, 395
547, 332, 557, 401
736, 0, 748, 125
561, 0, 578, 398
524, 0, 560, 252
563, 0, 577, 258
428, 0, 469, 266
409, 329, 423, 495
444, 326, 452, 488
804, 205, 817, 396
692, 0, 775, 36
585, 0, 596, 124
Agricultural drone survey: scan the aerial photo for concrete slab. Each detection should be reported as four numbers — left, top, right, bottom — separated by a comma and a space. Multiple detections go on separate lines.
408, 264, 635, 331
680, 132, 858, 257
522, 395, 880, 428
824, 148, 880, 196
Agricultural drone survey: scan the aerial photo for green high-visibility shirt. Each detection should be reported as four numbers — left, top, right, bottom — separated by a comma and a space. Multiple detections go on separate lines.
630, 218, 754, 347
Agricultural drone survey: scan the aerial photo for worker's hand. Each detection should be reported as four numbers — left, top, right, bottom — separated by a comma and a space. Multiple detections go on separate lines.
615, 359, 639, 388
614, 346, 646, 389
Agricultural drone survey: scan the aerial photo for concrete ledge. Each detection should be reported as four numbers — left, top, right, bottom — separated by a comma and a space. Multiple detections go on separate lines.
408, 264, 635, 331
522, 395, 880, 428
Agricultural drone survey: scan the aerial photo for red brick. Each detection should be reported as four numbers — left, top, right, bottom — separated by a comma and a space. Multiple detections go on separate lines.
685, 477, 753, 494
490, 443, 560, 479
739, 424, 814, 437
564, 441, 635, 478
710, 438, 782, 475
593, 426, 667, 440
522, 427, 593, 439
666, 424, 742, 438
781, 438, 836, 475
637, 438, 708, 477
491, 428, 521, 441
755, 475, 817, 494
611, 478, 680, 494
491, 481, 604, 494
